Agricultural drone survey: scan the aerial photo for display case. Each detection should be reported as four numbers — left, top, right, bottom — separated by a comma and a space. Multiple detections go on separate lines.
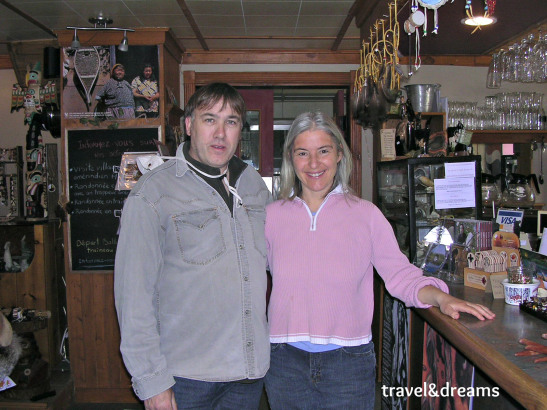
375, 156, 483, 410
376, 155, 483, 265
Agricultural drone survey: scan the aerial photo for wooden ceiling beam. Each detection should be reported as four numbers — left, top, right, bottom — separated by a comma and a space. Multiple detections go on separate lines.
331, 0, 364, 51
175, 0, 208, 51
0, 0, 57, 38
181, 49, 490, 66
182, 49, 360, 65
191, 71, 351, 87
399, 55, 491, 67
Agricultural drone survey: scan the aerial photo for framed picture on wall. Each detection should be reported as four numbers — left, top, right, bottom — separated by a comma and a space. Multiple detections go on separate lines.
62, 45, 160, 121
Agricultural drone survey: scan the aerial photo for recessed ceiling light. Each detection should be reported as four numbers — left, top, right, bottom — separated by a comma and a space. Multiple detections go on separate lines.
461, 16, 497, 26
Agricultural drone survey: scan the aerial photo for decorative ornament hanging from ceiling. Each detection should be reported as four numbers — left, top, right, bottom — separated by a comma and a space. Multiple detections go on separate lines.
415, 0, 453, 35
352, 1, 402, 127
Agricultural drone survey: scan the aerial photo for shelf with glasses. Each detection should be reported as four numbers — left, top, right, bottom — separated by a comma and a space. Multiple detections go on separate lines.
470, 129, 547, 144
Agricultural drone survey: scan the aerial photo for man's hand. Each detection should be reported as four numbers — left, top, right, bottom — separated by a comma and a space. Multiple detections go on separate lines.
144, 388, 177, 410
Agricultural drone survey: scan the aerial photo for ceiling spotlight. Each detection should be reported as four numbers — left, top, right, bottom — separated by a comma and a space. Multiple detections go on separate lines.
118, 31, 129, 52
67, 14, 134, 50
461, 16, 497, 26
71, 28, 80, 49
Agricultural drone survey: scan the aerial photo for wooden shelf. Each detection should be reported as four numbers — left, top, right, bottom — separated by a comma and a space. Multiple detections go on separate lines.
470, 129, 547, 144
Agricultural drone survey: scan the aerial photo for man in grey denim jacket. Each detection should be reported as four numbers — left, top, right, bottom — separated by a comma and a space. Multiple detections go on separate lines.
114, 83, 271, 409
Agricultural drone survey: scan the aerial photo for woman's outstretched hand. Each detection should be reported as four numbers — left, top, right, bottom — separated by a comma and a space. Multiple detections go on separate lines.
418, 285, 496, 321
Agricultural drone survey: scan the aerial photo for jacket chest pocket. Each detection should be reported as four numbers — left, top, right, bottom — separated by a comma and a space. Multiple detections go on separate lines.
245, 205, 267, 258
172, 208, 226, 265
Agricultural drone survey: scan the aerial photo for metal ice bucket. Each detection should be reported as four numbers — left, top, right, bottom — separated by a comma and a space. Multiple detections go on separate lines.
404, 84, 440, 113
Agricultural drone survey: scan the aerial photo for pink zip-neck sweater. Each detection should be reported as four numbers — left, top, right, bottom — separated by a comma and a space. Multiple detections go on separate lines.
265, 187, 449, 346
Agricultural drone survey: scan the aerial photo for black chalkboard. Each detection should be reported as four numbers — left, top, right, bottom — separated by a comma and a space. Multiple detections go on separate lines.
67, 128, 159, 271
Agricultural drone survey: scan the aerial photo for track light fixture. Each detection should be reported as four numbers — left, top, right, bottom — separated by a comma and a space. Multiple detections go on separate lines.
118, 31, 129, 52
67, 13, 135, 51
71, 28, 80, 49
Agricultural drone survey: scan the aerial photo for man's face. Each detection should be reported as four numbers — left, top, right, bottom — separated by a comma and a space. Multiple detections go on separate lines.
113, 66, 125, 80
186, 99, 242, 171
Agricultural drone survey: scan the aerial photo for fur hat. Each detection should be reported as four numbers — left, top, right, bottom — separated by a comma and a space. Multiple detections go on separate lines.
111, 63, 125, 76
0, 314, 12, 347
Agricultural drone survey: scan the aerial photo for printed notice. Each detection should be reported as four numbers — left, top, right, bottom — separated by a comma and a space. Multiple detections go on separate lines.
380, 128, 396, 160
434, 177, 476, 209
444, 162, 476, 178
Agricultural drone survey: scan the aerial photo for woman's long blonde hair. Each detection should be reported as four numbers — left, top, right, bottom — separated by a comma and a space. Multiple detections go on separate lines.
278, 111, 353, 200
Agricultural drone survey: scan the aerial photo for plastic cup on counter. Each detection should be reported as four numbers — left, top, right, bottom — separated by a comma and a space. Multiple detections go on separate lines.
502, 279, 540, 305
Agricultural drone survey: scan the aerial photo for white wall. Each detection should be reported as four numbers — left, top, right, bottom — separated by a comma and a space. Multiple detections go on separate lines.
403, 65, 547, 104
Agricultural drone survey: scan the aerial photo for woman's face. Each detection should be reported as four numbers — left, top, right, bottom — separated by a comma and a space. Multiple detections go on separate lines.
292, 129, 342, 201
143, 67, 153, 79
113, 66, 125, 80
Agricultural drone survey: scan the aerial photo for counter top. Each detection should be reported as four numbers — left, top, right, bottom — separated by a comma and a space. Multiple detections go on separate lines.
414, 282, 547, 409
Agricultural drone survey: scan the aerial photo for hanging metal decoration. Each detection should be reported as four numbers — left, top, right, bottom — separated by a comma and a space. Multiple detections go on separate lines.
415, 0, 453, 35
352, 1, 402, 127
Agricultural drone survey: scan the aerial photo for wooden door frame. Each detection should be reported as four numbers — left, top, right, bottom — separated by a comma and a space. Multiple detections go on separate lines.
183, 70, 362, 197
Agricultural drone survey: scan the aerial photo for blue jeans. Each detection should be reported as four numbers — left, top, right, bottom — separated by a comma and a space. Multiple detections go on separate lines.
264, 342, 376, 410
172, 376, 264, 409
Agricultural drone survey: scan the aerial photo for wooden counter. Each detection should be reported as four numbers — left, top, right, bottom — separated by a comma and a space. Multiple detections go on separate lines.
412, 282, 547, 410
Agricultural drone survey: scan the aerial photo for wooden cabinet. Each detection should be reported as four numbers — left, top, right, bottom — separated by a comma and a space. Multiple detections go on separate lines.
471, 129, 546, 144
56, 28, 184, 142
471, 130, 547, 144
373, 112, 446, 203
0, 222, 64, 368
55, 29, 183, 404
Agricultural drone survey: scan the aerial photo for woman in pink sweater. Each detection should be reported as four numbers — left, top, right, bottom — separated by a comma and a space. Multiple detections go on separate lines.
264, 111, 495, 409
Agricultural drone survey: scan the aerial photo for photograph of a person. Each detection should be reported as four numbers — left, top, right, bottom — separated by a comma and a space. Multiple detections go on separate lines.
62, 45, 159, 121
131, 63, 159, 118
95, 63, 135, 119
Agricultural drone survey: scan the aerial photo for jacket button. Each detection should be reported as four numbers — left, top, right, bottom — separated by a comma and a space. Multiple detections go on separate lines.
239, 244, 244, 249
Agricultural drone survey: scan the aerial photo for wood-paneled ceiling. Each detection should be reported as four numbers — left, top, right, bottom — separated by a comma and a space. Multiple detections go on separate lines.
0, 0, 545, 60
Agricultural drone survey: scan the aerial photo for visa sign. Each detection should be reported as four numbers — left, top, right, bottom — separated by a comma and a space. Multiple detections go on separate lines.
500, 216, 519, 224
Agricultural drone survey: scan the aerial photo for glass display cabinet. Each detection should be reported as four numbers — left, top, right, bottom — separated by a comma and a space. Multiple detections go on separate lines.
376, 155, 483, 266
375, 155, 483, 410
